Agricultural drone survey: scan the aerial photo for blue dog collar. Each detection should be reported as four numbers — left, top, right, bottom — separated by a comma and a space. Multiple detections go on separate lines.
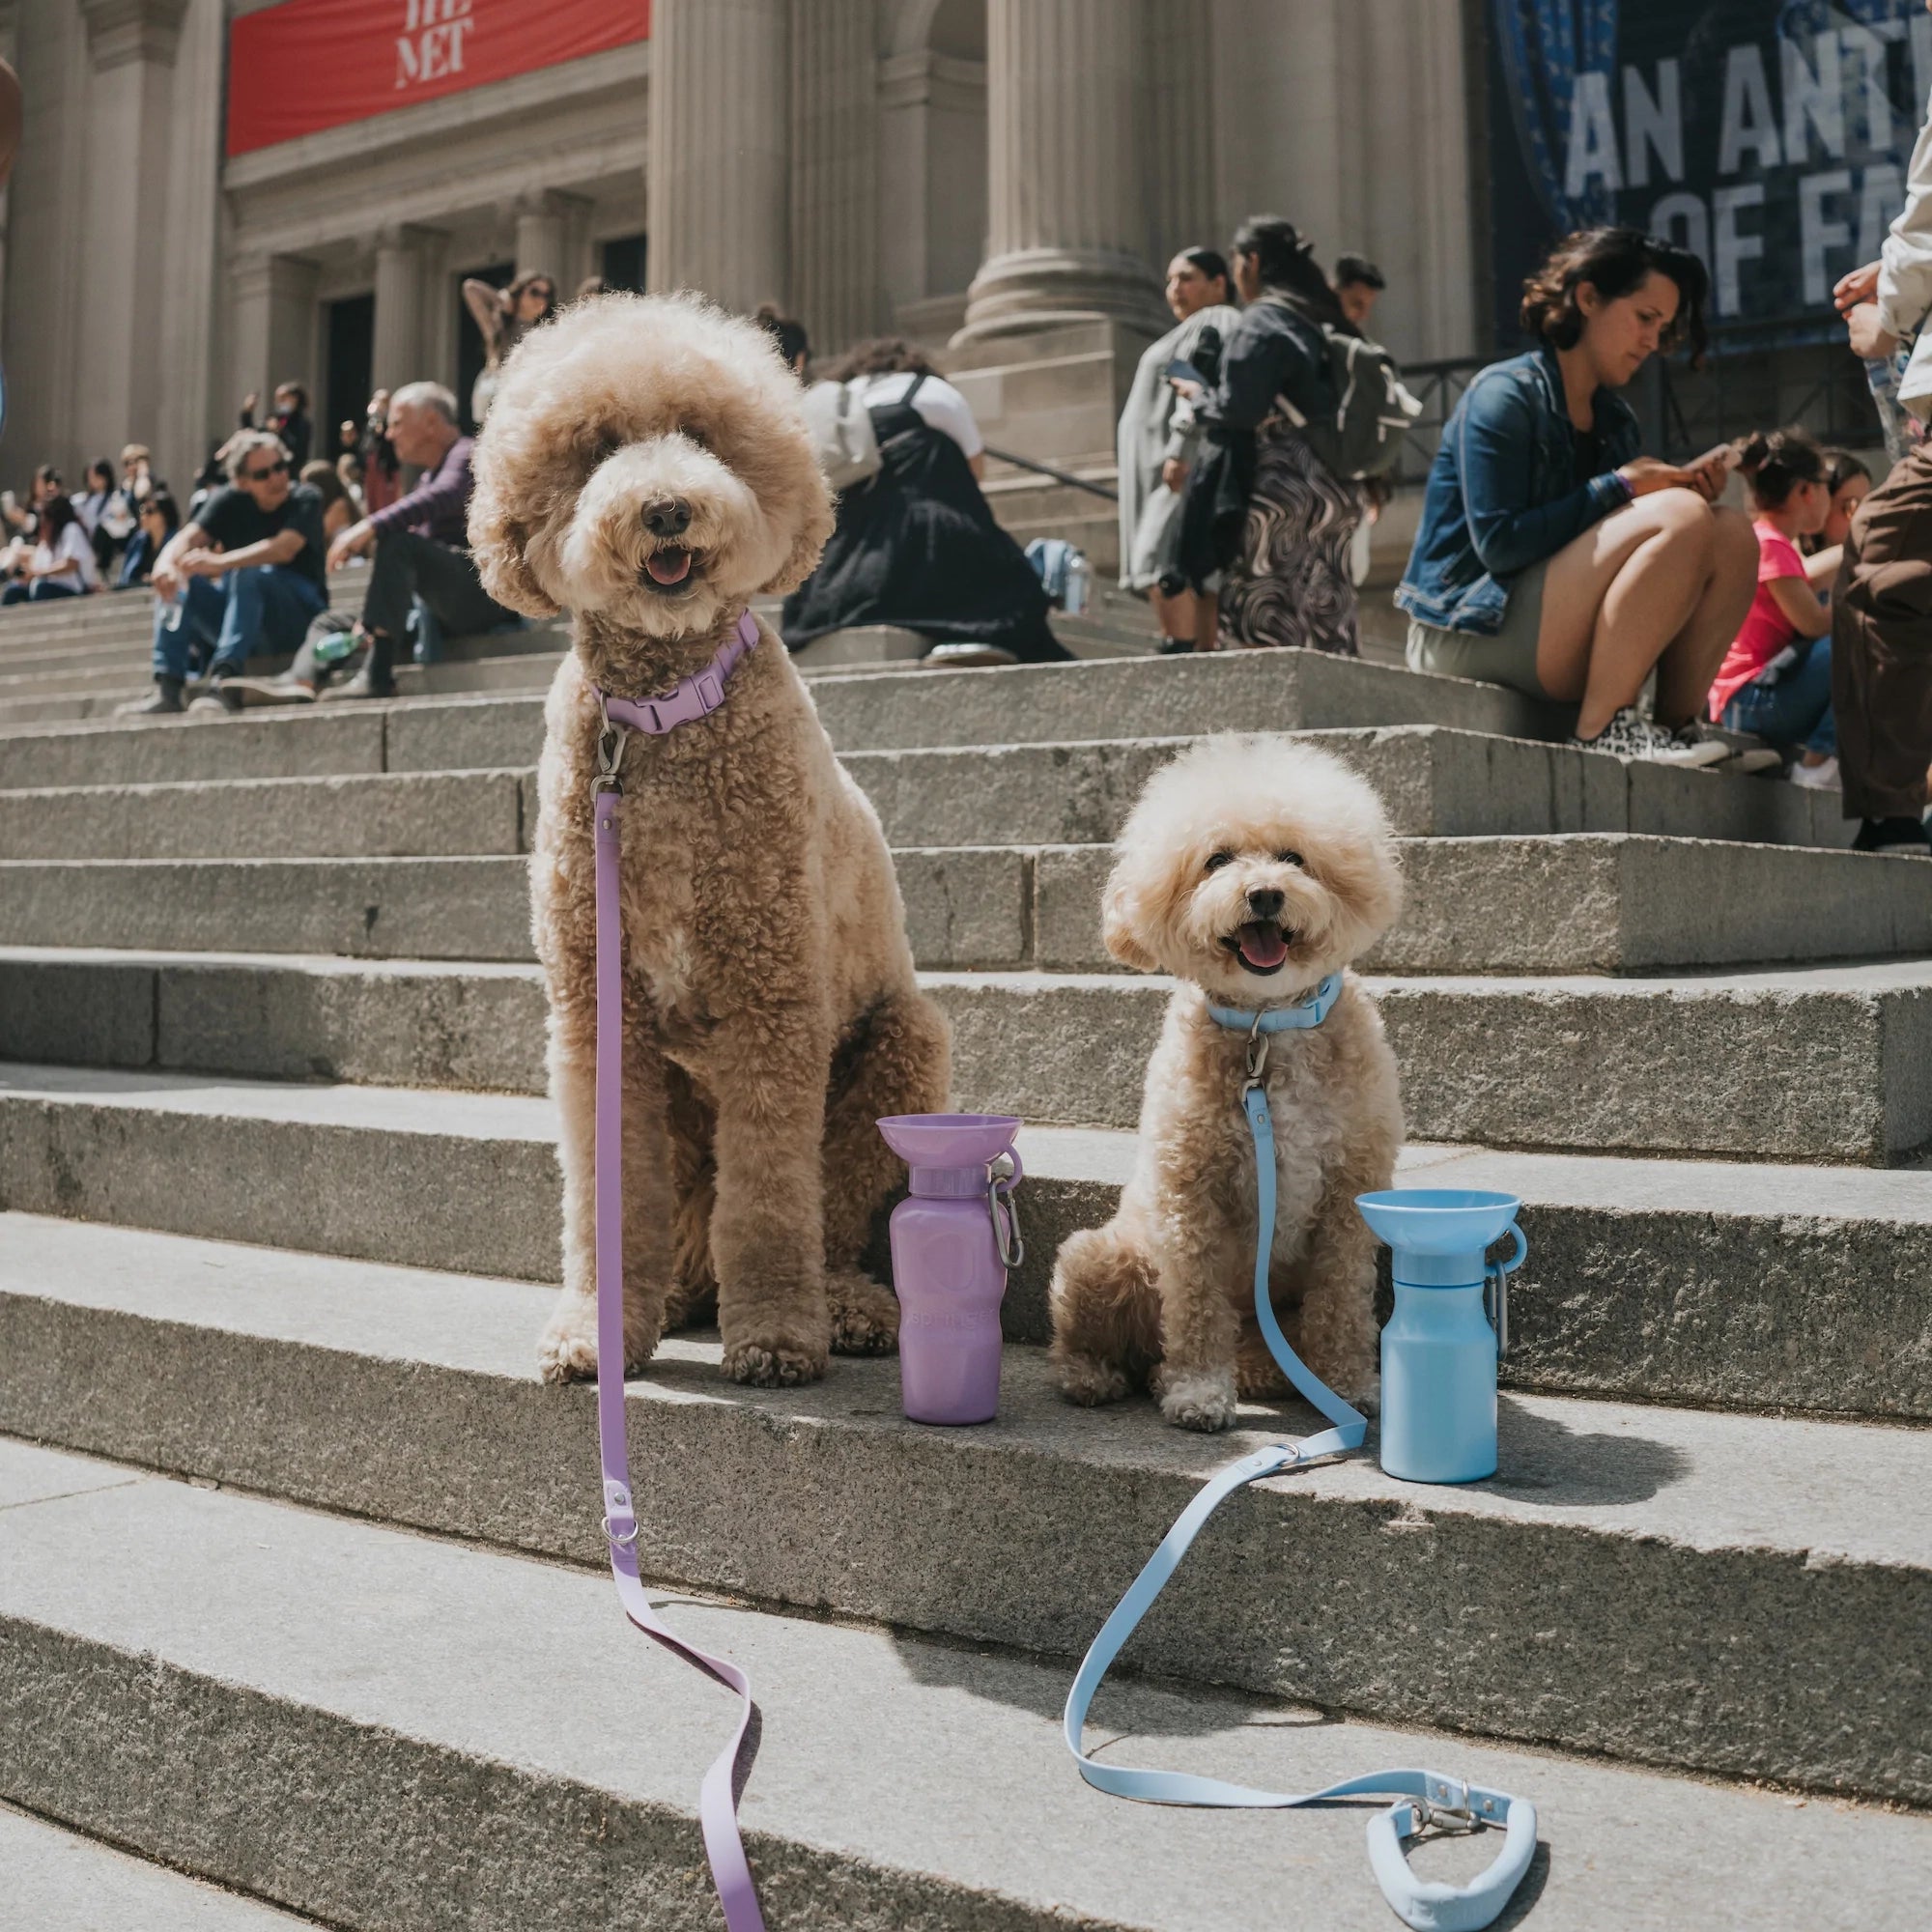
1208, 972, 1343, 1034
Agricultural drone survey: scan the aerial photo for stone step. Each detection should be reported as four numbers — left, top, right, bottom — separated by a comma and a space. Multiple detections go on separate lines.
2, 1255, 1928, 1810
8, 1436, 1920, 1929
3, 1067, 1927, 1418
1, 829, 1917, 974
0, 728, 1846, 857
0, 647, 1569, 782
2, 1801, 324, 1928
7, 947, 1932, 1165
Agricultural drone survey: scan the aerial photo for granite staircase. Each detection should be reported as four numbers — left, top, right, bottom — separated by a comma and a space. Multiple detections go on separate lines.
1, 634, 1928, 1926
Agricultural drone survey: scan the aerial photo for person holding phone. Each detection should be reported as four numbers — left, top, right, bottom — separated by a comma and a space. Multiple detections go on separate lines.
1116, 247, 1241, 650
1400, 227, 1757, 765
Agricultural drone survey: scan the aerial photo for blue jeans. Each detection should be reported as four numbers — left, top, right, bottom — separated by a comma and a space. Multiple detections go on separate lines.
1721, 635, 1836, 756
2, 578, 82, 604
152, 565, 325, 680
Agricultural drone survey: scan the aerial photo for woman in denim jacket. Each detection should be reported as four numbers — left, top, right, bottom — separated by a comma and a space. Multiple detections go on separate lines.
1400, 229, 1757, 764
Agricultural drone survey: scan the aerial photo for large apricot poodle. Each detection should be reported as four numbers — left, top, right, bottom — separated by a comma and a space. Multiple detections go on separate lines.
469, 292, 951, 1387
1049, 736, 1405, 1430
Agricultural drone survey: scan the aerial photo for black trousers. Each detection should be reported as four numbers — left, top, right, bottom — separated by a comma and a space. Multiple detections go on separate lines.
362, 530, 514, 677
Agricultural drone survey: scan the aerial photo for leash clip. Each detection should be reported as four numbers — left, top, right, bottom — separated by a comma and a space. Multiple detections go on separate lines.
591, 695, 631, 803
988, 1151, 1025, 1270
1244, 1011, 1270, 1089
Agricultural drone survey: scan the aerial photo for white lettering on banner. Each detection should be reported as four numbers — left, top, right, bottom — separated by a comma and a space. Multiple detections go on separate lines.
1624, 59, 1683, 188
1719, 44, 1783, 174
1651, 190, 1709, 267
397, 0, 473, 91
1860, 163, 1907, 264
1782, 33, 1844, 163
1841, 26, 1897, 153
1715, 183, 1766, 315
1800, 169, 1854, 303
1565, 70, 1622, 197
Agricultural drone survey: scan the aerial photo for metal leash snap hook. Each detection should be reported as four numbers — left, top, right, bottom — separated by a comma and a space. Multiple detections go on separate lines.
987, 1152, 1025, 1270
591, 695, 631, 802
1244, 1011, 1270, 1088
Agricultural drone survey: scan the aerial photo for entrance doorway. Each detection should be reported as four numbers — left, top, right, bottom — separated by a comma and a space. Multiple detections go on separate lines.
601, 233, 647, 293
324, 294, 375, 461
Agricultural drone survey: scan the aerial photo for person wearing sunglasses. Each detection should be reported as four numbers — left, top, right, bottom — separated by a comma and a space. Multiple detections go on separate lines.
121, 428, 327, 715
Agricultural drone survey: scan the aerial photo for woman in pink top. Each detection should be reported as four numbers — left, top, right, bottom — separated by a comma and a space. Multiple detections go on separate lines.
1709, 428, 1837, 788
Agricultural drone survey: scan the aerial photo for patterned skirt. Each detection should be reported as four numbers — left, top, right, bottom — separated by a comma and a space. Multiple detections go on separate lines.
1218, 423, 1366, 655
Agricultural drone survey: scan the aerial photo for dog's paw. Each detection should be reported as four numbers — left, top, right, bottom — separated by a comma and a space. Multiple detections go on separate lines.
827, 1270, 900, 1355
537, 1294, 660, 1383
723, 1341, 830, 1387
1158, 1367, 1238, 1433
1051, 1350, 1131, 1406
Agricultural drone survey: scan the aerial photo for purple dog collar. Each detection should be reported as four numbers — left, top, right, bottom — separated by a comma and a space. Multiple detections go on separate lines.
595, 608, 758, 735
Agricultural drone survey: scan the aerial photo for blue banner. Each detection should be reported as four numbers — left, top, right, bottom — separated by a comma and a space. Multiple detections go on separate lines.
1488, 0, 1931, 349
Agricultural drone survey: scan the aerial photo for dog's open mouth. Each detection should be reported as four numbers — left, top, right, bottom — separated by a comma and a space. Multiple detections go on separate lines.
641, 546, 701, 593
1224, 922, 1293, 976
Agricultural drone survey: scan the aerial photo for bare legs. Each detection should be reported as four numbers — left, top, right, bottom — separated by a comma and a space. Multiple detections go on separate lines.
1536, 492, 1758, 739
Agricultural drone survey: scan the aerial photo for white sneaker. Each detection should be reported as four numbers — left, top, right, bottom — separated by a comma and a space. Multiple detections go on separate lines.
922, 641, 1019, 668
1571, 706, 1728, 767
1789, 755, 1839, 790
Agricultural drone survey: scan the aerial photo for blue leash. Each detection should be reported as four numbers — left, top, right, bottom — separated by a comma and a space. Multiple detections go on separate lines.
1063, 977, 1539, 1931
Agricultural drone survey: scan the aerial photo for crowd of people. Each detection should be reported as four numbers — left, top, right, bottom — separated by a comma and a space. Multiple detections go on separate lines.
9, 198, 1932, 848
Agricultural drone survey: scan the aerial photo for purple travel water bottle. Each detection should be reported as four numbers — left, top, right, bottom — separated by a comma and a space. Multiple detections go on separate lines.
875, 1114, 1024, 1424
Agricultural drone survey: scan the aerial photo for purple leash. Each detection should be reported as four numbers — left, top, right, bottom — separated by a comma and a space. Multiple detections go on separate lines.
590, 610, 765, 1931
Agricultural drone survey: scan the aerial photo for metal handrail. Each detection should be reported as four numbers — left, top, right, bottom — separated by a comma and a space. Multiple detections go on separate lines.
982, 444, 1120, 502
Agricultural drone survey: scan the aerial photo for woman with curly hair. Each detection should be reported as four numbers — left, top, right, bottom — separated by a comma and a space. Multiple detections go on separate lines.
1400, 227, 1757, 765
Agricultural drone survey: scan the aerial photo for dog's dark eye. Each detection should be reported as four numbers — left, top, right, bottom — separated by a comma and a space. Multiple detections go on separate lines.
682, 423, 709, 450
1276, 850, 1304, 867
592, 432, 621, 465
1204, 850, 1234, 872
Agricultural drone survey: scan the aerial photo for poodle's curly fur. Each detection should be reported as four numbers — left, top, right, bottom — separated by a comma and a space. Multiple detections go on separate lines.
1049, 735, 1405, 1432
469, 292, 951, 1387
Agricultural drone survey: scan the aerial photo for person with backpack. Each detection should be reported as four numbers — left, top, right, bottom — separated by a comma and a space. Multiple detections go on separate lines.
1399, 227, 1757, 765
782, 338, 1066, 667
1179, 216, 1406, 655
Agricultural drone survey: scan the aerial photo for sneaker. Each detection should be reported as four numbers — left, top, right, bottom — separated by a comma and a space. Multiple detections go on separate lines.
186, 676, 244, 716
116, 676, 184, 717
1570, 705, 1728, 767
1853, 815, 1932, 854
320, 663, 398, 701
1665, 721, 1745, 770
223, 673, 318, 707
922, 641, 1019, 669
1789, 756, 1839, 791
1711, 740, 1783, 776
1157, 636, 1195, 656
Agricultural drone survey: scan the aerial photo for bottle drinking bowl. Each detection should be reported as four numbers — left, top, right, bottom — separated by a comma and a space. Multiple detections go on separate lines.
877, 1114, 1025, 1425
1356, 1188, 1527, 1484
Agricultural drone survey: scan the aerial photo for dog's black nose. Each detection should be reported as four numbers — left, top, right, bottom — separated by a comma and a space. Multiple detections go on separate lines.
643, 498, 692, 539
1246, 887, 1285, 920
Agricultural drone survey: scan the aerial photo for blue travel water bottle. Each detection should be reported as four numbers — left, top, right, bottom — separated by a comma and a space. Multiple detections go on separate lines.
1356, 1189, 1528, 1485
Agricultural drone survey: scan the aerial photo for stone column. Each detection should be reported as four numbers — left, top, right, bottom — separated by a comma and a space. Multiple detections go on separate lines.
231, 251, 321, 420
372, 225, 439, 392
75, 0, 190, 456
790, 0, 879, 354
645, 0, 788, 312
956, 0, 1165, 342
514, 189, 587, 288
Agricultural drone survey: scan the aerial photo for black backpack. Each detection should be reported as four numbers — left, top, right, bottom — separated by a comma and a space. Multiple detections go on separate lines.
1259, 295, 1423, 481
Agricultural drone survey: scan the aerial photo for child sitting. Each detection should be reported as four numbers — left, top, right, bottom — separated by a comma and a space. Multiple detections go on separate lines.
1803, 447, 1872, 595
1708, 428, 1838, 790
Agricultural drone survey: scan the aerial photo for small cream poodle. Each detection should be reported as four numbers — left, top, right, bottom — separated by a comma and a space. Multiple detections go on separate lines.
469, 292, 951, 1387
1049, 735, 1405, 1432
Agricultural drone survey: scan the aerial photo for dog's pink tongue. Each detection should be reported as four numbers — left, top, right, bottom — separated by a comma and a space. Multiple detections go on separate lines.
645, 548, 693, 585
1237, 923, 1289, 970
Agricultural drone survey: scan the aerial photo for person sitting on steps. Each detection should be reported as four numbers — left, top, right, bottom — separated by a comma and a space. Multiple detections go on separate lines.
309, 382, 516, 701
1707, 429, 1839, 791
121, 431, 327, 716
1400, 226, 1758, 767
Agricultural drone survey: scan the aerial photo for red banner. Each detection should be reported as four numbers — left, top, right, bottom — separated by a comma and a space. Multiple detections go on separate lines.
226, 0, 651, 157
